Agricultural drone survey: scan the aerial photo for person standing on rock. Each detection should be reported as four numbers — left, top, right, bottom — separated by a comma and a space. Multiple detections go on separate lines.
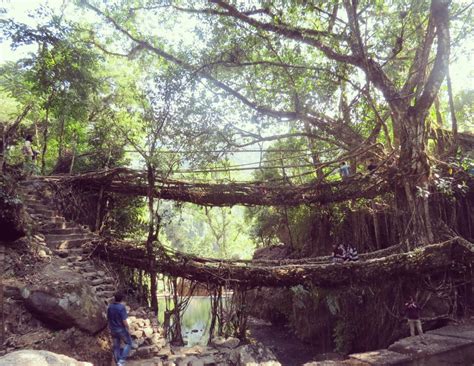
107, 292, 133, 366
404, 297, 423, 337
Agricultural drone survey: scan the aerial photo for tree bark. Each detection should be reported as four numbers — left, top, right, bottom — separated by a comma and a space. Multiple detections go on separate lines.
146, 163, 159, 314
446, 68, 458, 154
303, 120, 324, 179
58, 115, 65, 161
51, 167, 388, 206
396, 109, 433, 246
41, 107, 49, 175
394, 0, 450, 246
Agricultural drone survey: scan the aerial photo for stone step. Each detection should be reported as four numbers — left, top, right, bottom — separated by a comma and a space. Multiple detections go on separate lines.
94, 284, 116, 292
28, 205, 57, 213
70, 259, 93, 266
46, 233, 93, 242
95, 290, 115, 298
91, 277, 115, 286
32, 215, 65, 223
77, 266, 96, 273
25, 202, 53, 210
54, 248, 89, 258
23, 199, 50, 207
26, 208, 58, 217
66, 254, 89, 262
42, 227, 86, 235
73, 265, 96, 272
40, 221, 76, 231
49, 238, 92, 249
67, 265, 88, 273
25, 201, 54, 209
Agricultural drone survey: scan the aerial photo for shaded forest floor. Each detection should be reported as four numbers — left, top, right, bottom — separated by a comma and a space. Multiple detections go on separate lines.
247, 317, 343, 366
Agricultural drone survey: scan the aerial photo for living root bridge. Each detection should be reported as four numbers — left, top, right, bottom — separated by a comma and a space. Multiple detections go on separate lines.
40, 168, 388, 206
88, 237, 473, 288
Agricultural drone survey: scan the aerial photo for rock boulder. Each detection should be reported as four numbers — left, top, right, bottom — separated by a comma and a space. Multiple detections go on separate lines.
0, 350, 92, 366
232, 343, 281, 366
211, 336, 240, 349
21, 262, 106, 334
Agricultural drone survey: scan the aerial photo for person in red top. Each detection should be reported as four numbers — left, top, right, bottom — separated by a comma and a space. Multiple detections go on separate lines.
405, 297, 423, 337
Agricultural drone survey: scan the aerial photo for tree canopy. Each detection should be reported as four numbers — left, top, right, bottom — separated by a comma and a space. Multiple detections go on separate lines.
0, 0, 473, 253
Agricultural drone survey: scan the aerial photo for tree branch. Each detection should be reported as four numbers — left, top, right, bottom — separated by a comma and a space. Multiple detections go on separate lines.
415, 0, 451, 117
208, 0, 358, 65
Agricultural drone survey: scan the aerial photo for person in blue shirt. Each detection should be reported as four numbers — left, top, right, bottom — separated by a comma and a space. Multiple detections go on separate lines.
107, 292, 132, 366
339, 161, 350, 180
468, 164, 474, 176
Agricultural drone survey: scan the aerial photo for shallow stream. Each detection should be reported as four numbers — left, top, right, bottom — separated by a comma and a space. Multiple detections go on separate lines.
156, 296, 329, 365
158, 296, 212, 346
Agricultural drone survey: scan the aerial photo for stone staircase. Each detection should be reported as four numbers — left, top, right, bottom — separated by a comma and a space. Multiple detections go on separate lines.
6, 180, 175, 363
19, 181, 117, 305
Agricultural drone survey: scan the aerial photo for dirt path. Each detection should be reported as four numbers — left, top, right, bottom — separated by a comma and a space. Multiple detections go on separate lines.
247, 317, 342, 366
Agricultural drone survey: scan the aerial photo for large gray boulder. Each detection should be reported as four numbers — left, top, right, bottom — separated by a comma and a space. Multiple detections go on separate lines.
231, 343, 281, 366
21, 262, 106, 334
0, 350, 92, 366
211, 336, 240, 349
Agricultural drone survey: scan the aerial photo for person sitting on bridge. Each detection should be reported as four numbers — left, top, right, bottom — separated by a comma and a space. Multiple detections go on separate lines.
332, 244, 346, 263
367, 159, 377, 174
345, 244, 359, 261
468, 164, 474, 176
404, 297, 423, 337
339, 161, 350, 180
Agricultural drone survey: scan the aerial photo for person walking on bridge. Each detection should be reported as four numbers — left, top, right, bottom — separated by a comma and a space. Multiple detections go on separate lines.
107, 292, 132, 366
339, 161, 350, 180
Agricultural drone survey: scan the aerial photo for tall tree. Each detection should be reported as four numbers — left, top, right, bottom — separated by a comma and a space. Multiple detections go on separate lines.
1, 15, 100, 173
82, 0, 456, 245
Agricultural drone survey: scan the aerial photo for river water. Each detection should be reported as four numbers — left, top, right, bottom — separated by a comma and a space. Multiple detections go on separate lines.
156, 296, 332, 365
158, 296, 212, 346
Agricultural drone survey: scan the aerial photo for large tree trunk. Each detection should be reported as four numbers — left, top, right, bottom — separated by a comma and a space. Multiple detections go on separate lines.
396, 109, 434, 247
392, 0, 450, 247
